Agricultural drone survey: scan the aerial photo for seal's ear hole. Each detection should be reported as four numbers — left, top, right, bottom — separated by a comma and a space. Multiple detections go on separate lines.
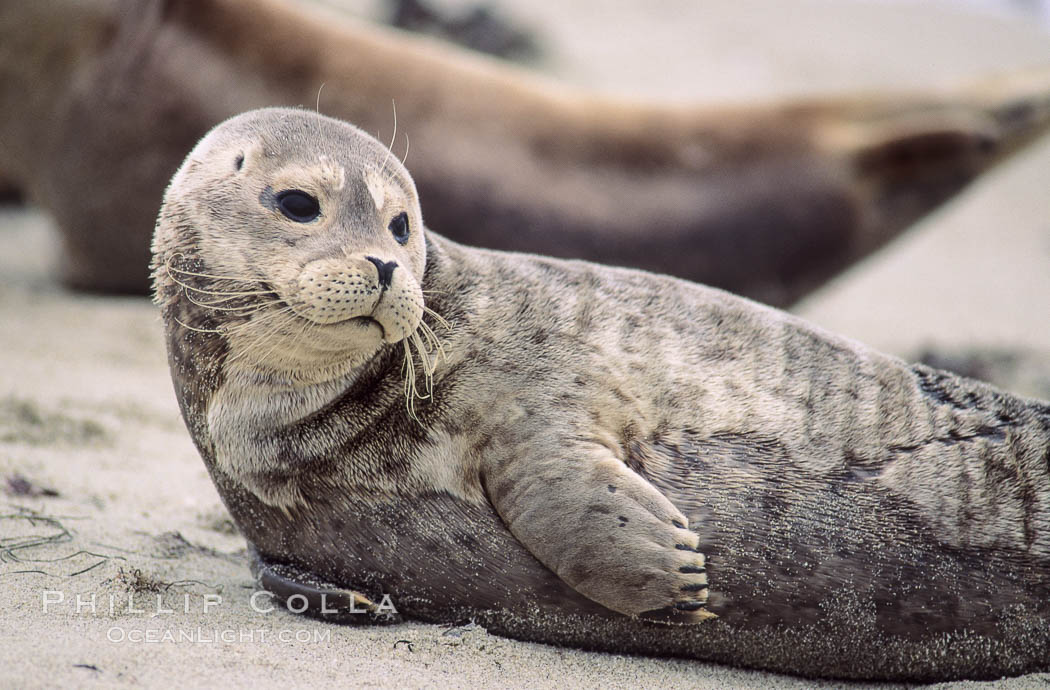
389, 211, 410, 244
234, 153, 244, 171
275, 190, 321, 223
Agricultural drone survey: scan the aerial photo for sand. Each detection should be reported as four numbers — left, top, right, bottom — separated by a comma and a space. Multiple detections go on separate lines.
1, 1, 1049, 687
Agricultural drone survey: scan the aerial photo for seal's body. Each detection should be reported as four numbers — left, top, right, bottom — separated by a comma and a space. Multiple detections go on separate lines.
7, 0, 1050, 300
153, 108, 1050, 681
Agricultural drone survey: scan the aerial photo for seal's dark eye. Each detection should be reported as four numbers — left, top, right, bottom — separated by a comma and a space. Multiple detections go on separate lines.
275, 190, 320, 223
389, 211, 410, 244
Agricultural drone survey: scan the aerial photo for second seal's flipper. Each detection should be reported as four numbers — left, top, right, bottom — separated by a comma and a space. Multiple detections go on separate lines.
249, 546, 402, 625
810, 66, 1050, 267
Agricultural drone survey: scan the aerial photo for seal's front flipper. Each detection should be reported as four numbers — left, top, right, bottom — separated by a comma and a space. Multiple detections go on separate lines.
249, 546, 401, 625
483, 444, 716, 624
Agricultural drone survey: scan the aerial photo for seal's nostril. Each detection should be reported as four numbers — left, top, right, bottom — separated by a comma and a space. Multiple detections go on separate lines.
365, 256, 398, 289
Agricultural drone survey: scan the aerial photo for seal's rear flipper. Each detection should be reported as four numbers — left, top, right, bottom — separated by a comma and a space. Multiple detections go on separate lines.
249, 546, 402, 625
813, 67, 1050, 259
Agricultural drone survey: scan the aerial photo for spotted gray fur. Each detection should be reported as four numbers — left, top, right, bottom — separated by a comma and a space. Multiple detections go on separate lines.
153, 108, 1050, 681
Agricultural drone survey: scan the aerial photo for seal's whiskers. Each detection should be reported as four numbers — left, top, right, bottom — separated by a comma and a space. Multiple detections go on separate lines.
226, 310, 303, 369
401, 338, 420, 419
184, 290, 277, 305
225, 305, 297, 341
399, 307, 454, 420
166, 257, 278, 319
178, 283, 277, 300
173, 315, 224, 335
184, 292, 285, 314
166, 254, 270, 284
166, 266, 274, 301
377, 100, 411, 188
422, 305, 453, 331
409, 329, 435, 394
416, 318, 448, 364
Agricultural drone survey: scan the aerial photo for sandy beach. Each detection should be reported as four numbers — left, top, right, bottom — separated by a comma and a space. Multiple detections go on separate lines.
2, 1, 1049, 687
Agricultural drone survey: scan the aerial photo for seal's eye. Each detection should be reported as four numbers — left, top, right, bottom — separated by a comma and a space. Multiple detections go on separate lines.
389, 211, 410, 244
275, 190, 320, 223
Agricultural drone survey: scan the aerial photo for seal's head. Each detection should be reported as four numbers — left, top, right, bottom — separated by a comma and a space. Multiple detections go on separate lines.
152, 107, 427, 384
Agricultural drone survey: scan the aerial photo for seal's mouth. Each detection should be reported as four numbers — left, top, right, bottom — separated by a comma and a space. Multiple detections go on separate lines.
296, 311, 384, 330
350, 315, 386, 338
282, 294, 393, 342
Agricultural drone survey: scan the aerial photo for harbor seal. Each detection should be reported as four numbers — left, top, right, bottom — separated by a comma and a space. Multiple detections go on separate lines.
5, 0, 1050, 301
153, 107, 1050, 681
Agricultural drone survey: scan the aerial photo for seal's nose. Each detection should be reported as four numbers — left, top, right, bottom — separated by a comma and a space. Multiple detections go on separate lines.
365, 256, 398, 289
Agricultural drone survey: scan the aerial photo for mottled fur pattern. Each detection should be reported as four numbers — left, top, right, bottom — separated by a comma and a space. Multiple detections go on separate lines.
154, 108, 1050, 681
